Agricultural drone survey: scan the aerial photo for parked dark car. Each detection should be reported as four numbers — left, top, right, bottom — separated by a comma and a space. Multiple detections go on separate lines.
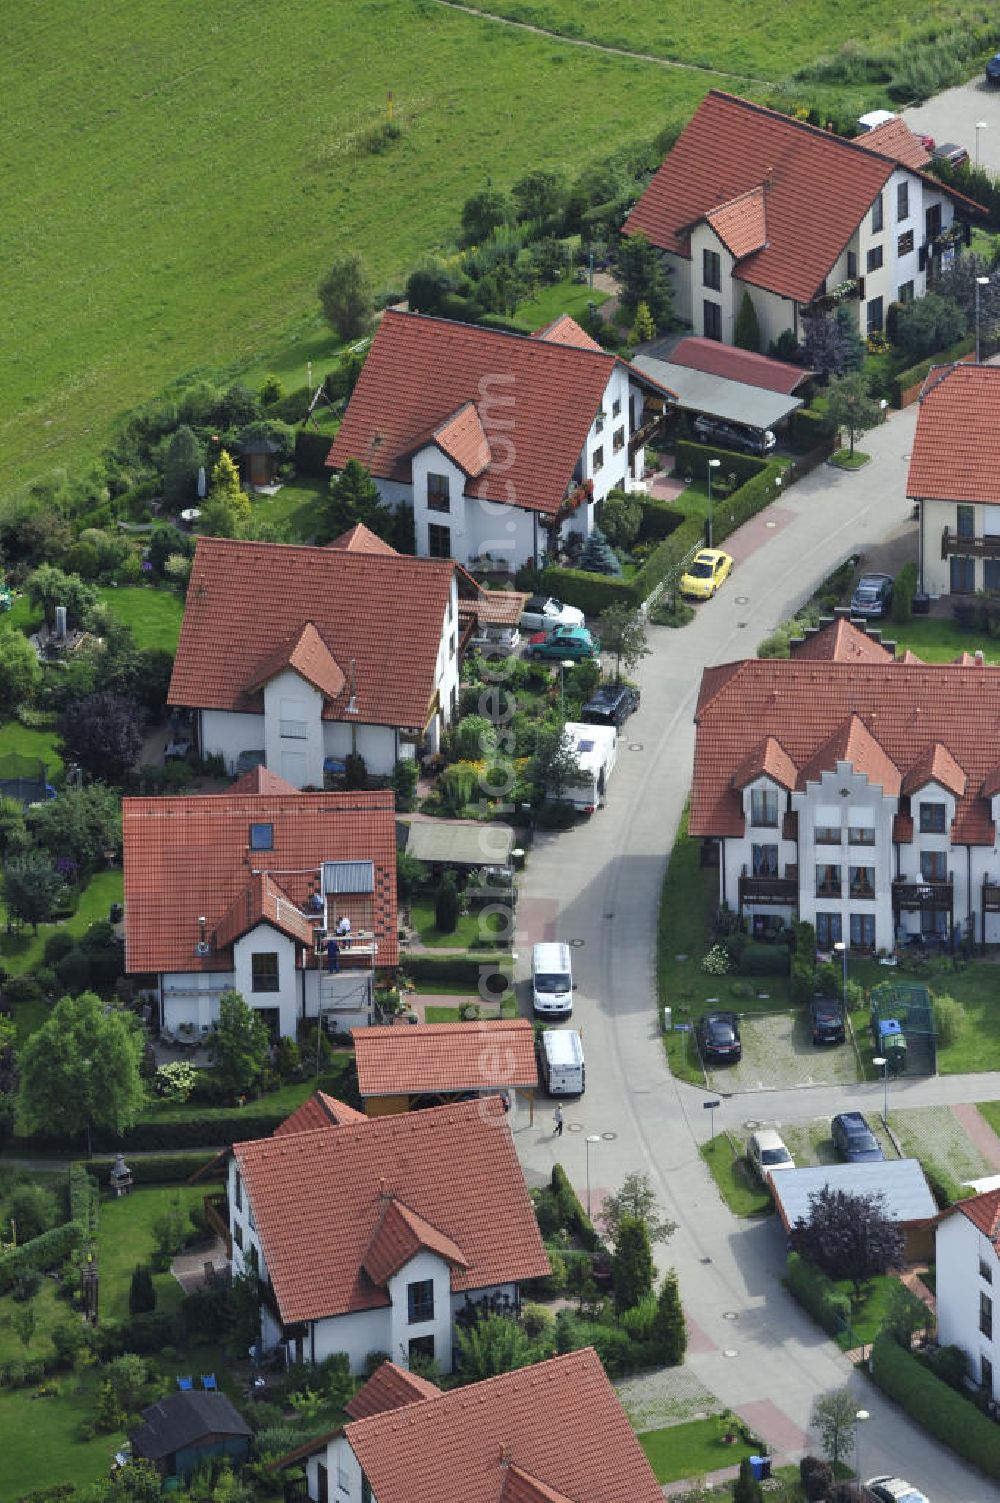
581, 682, 640, 729
692, 413, 775, 455
850, 572, 893, 619
697, 1010, 742, 1064
932, 142, 970, 169
831, 1110, 884, 1163
988, 53, 1000, 84
810, 997, 846, 1045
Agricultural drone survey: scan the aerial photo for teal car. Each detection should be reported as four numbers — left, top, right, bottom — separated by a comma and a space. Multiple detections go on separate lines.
527, 624, 600, 661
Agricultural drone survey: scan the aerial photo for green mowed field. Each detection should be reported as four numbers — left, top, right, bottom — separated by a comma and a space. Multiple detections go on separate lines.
3, 0, 712, 497
96, 587, 184, 653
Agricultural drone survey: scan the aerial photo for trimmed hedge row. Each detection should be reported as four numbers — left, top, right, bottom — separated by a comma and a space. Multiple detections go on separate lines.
674, 439, 768, 486
551, 1163, 600, 1251
294, 428, 334, 477
870, 1331, 1000, 1482
636, 499, 686, 544
401, 953, 514, 987
87, 1153, 226, 1185
0, 1221, 83, 1294
542, 514, 705, 613
712, 461, 786, 548
893, 336, 974, 406
787, 407, 836, 451
88, 1113, 289, 1152
784, 1251, 849, 1337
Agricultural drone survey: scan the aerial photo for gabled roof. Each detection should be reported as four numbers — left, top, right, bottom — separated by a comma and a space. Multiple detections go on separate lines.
345, 1361, 441, 1421
668, 335, 809, 395
907, 363, 1000, 506
706, 185, 767, 259
353, 1019, 538, 1098
625, 90, 981, 305
274, 1091, 367, 1136
432, 402, 492, 477
690, 619, 1000, 843
327, 310, 672, 518
362, 1197, 470, 1285
122, 788, 397, 974
343, 1348, 663, 1503
233, 1096, 548, 1324
860, 117, 931, 170
229, 766, 301, 796
949, 1187, 1000, 1250
247, 621, 346, 701
790, 618, 895, 663
130, 1392, 251, 1462
731, 735, 797, 793
533, 314, 604, 352
902, 741, 967, 798
327, 522, 399, 555
168, 537, 454, 729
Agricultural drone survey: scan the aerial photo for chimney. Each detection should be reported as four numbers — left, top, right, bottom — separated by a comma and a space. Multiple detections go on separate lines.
976, 649, 985, 666
54, 605, 67, 641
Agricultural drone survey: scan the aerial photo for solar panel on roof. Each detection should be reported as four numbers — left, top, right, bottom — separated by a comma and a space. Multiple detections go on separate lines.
324, 860, 375, 894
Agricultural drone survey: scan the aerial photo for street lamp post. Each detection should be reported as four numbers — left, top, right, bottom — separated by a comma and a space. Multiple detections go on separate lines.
976, 120, 988, 168
854, 1408, 870, 1483
707, 458, 721, 547
559, 659, 574, 716
976, 275, 990, 363
872, 1054, 889, 1126
833, 939, 848, 1011
585, 1134, 600, 1219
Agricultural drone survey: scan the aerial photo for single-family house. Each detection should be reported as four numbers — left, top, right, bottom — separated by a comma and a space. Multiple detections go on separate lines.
690, 614, 1000, 952
351, 1019, 538, 1116
278, 1347, 664, 1503
122, 770, 398, 1038
935, 1187, 1000, 1404
327, 310, 675, 572
230, 1094, 549, 1373
129, 1391, 252, 1480
625, 90, 982, 350
908, 362, 1000, 599
775, 1159, 938, 1262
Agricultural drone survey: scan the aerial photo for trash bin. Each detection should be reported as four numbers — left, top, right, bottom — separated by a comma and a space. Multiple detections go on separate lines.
912, 591, 931, 615
749, 1456, 771, 1482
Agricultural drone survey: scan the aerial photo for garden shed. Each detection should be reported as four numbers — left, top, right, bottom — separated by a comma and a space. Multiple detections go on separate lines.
129, 1391, 252, 1479
238, 433, 280, 487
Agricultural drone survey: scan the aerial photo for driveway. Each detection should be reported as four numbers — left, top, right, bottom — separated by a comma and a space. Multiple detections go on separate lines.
904, 80, 1000, 172
511, 394, 1000, 1500
705, 1012, 860, 1094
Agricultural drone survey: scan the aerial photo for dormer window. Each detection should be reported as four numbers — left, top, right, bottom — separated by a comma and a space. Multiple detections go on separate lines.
427, 473, 450, 514
250, 823, 273, 851
750, 788, 778, 827
919, 802, 946, 833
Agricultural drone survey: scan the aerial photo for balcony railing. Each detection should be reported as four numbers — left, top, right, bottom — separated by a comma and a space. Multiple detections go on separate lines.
739, 868, 798, 906
892, 876, 953, 912
204, 1193, 231, 1259
982, 881, 1000, 914
941, 527, 1000, 560
802, 276, 865, 316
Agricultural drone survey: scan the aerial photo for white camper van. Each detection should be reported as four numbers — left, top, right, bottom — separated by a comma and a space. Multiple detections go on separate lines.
539, 1029, 585, 1095
531, 942, 573, 1017
557, 722, 618, 814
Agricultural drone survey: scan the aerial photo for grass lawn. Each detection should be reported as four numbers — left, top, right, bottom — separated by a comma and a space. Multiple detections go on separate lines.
658, 808, 791, 1085
511, 280, 609, 331
0, 719, 63, 782
638, 1415, 755, 1482
831, 1272, 898, 1350
829, 448, 870, 469
0, 1374, 124, 1499
409, 898, 508, 949
0, 869, 123, 979
0, 1278, 67, 1365
138, 1060, 355, 1125
850, 952, 1000, 1075
250, 475, 328, 544
96, 586, 184, 652
5, 596, 42, 634
98, 1183, 207, 1321
890, 615, 1000, 664
979, 1101, 1000, 1138
700, 1134, 773, 1217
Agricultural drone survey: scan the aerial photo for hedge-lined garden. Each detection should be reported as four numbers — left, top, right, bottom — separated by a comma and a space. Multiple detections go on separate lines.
870, 1331, 1000, 1483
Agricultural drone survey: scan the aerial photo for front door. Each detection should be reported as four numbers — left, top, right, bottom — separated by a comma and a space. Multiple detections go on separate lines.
950, 555, 975, 594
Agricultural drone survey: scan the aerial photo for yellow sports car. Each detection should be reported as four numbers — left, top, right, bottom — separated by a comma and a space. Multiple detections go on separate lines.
679, 548, 734, 600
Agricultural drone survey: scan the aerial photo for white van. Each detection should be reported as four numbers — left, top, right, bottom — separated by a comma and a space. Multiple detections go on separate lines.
539, 1029, 585, 1095
531, 942, 573, 1017
557, 722, 618, 815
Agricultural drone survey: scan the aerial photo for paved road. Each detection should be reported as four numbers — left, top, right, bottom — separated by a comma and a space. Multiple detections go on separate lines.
904, 78, 1000, 173
510, 402, 1000, 1500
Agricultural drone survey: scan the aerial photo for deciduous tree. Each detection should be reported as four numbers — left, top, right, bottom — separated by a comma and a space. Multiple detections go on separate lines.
809, 1386, 859, 1468
27, 782, 122, 874
16, 991, 146, 1149
455, 1312, 534, 1379
826, 371, 881, 458
26, 564, 101, 631
512, 169, 568, 225
60, 691, 142, 780
597, 603, 650, 681
0, 625, 41, 711
318, 253, 373, 341
601, 1170, 677, 1246
2, 851, 64, 932
210, 989, 270, 1098
530, 724, 583, 809
795, 1186, 904, 1299
461, 187, 516, 245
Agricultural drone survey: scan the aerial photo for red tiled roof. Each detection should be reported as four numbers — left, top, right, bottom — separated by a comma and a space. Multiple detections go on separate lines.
229, 766, 301, 796
327, 311, 671, 518
345, 1361, 441, 1422
902, 741, 967, 798
624, 91, 981, 305
458, 588, 528, 627
247, 622, 346, 702
954, 1188, 1000, 1248
274, 1092, 367, 1137
860, 117, 931, 171
907, 363, 1000, 505
353, 1020, 538, 1098
344, 1348, 663, 1503
706, 186, 767, 259
168, 537, 453, 729
433, 402, 492, 478
362, 1198, 470, 1286
731, 736, 797, 792
212, 872, 316, 951
669, 336, 809, 395
899, 649, 925, 665
532, 315, 604, 352
790, 618, 895, 663
233, 1097, 548, 1323
327, 523, 399, 555
691, 620, 1000, 844
122, 788, 397, 974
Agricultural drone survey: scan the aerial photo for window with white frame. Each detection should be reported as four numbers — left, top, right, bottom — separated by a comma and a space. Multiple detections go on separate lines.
750, 788, 779, 826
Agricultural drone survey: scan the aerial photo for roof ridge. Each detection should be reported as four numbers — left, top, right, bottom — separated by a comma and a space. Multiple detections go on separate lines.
380, 307, 615, 367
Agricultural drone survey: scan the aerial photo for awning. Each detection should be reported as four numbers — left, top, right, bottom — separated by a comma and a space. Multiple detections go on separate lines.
632, 354, 803, 431
405, 819, 514, 867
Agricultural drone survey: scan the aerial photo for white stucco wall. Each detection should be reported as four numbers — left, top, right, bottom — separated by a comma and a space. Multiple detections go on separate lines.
310, 1304, 393, 1371
200, 709, 265, 776
264, 669, 325, 789
307, 1435, 366, 1503
936, 1210, 1000, 1400
920, 496, 1000, 598
160, 972, 233, 1033
232, 927, 299, 1037
386, 1249, 455, 1373
303, 967, 374, 1029
688, 224, 736, 344
793, 762, 897, 951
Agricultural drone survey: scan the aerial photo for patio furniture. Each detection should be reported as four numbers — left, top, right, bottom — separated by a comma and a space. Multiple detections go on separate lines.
177, 1377, 194, 1391
201, 1374, 217, 1391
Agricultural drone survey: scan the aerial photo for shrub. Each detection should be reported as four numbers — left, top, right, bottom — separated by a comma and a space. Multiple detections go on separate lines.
6, 1183, 59, 1241
452, 715, 497, 761
701, 944, 732, 975
620, 1292, 658, 1341
893, 292, 966, 363
799, 1456, 834, 1502
129, 1265, 156, 1315
870, 1331, 1000, 1481
933, 991, 965, 1047
551, 1163, 599, 1251
787, 407, 836, 451
364, 1351, 390, 1378
401, 953, 513, 991
890, 560, 918, 624
435, 871, 460, 933
520, 1303, 555, 1341
784, 1252, 850, 1337
0, 1222, 83, 1294
674, 439, 767, 487
892, 337, 974, 405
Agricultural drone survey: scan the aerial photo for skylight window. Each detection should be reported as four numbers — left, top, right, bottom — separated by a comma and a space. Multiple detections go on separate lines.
250, 823, 274, 851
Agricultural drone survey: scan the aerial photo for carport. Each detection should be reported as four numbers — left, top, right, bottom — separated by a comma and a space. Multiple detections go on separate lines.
404, 818, 514, 871
633, 353, 804, 432
771, 1159, 938, 1262
351, 1018, 538, 1119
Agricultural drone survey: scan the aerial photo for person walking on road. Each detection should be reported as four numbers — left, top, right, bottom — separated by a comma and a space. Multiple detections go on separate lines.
553, 1105, 563, 1137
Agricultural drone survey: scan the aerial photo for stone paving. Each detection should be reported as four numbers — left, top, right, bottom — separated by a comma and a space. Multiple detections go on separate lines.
706, 1011, 860, 1095
615, 1364, 723, 1433
891, 1104, 993, 1185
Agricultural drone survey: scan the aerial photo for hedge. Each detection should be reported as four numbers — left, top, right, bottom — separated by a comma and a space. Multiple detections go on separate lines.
892, 336, 974, 406
674, 439, 768, 486
68, 1164, 98, 1228
738, 942, 790, 977
712, 461, 787, 548
401, 953, 514, 988
294, 428, 334, 478
538, 564, 637, 614
636, 499, 685, 544
86, 1153, 226, 1185
0, 1221, 83, 1294
870, 1331, 1000, 1482
784, 1251, 850, 1338
787, 407, 836, 451
87, 1113, 290, 1152
551, 1163, 600, 1251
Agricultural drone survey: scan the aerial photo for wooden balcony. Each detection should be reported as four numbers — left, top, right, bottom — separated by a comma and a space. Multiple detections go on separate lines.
739, 868, 798, 908
204, 1192, 231, 1259
941, 527, 1000, 560
982, 881, 1000, 915
892, 877, 953, 913
803, 276, 865, 317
